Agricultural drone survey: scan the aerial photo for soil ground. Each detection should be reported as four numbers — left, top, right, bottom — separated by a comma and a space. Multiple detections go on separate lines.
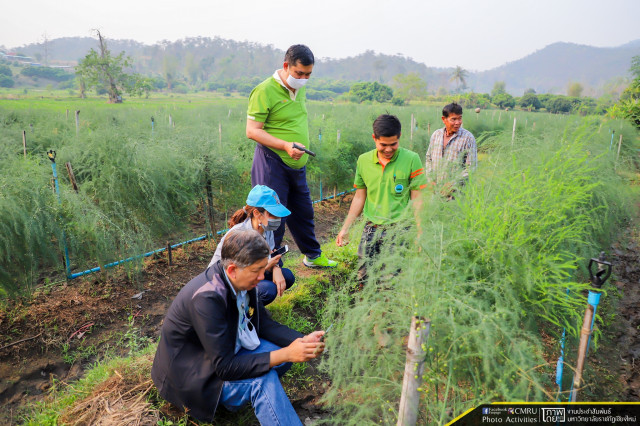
2, 193, 640, 424
0, 194, 352, 425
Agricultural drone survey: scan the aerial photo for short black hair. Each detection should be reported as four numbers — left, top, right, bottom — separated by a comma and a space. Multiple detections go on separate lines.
372, 114, 402, 138
443, 102, 463, 118
284, 45, 315, 66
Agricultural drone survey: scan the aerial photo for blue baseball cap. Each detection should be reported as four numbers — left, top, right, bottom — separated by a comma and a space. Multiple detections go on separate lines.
246, 185, 291, 218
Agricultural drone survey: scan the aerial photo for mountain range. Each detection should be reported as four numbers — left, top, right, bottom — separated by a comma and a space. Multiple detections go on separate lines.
3, 37, 639, 96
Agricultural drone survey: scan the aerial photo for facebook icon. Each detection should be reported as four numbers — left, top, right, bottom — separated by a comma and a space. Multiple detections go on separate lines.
482, 407, 490, 415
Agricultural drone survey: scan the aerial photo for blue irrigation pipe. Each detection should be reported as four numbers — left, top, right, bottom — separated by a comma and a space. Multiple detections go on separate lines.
584, 291, 602, 359
312, 188, 356, 205
555, 288, 571, 401
609, 131, 615, 151
47, 151, 72, 277
67, 232, 226, 279
568, 253, 611, 402
66, 186, 356, 280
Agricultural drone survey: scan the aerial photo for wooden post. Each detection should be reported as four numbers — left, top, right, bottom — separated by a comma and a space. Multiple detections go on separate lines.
219, 123, 222, 148
511, 117, 517, 145
337, 129, 341, 146
397, 316, 430, 426
169, 114, 173, 127
167, 241, 173, 266
22, 130, 26, 158
228, 109, 231, 117
570, 303, 596, 402
75, 110, 80, 135
204, 166, 216, 237
616, 134, 623, 166
65, 162, 79, 193
410, 113, 414, 143
333, 185, 337, 199
427, 122, 431, 136
533, 122, 536, 130
66, 109, 69, 120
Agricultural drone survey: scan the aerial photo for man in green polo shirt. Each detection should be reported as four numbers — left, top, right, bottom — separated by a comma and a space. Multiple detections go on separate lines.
246, 44, 336, 268
336, 114, 426, 274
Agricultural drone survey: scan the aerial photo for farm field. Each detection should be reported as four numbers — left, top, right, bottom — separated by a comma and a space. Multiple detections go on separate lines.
1, 94, 640, 425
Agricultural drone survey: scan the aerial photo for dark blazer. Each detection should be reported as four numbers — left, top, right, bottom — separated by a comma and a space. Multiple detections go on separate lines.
151, 261, 303, 422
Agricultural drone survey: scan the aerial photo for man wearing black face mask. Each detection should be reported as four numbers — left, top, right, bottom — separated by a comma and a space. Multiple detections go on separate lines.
209, 185, 296, 305
246, 44, 337, 269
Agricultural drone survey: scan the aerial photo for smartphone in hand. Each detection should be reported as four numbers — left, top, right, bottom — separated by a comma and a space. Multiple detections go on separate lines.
272, 245, 289, 257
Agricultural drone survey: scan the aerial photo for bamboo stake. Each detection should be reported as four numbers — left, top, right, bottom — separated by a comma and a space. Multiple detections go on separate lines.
427, 122, 431, 136
75, 110, 80, 135
169, 114, 173, 127
204, 166, 216, 238
167, 241, 173, 266
616, 134, 623, 165
22, 130, 26, 158
410, 113, 414, 143
66, 109, 69, 120
65, 162, 79, 193
219, 123, 222, 147
511, 117, 517, 145
397, 316, 430, 426
570, 304, 595, 402
337, 129, 341, 146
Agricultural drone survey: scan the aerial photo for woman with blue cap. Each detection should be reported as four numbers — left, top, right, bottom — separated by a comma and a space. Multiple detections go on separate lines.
208, 185, 295, 305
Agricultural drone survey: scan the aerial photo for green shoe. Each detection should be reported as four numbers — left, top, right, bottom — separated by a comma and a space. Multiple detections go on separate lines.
303, 253, 337, 268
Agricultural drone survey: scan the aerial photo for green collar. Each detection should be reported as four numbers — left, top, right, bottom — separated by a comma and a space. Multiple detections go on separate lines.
372, 148, 400, 164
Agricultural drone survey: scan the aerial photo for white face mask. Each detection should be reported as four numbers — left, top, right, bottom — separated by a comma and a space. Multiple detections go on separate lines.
286, 73, 308, 90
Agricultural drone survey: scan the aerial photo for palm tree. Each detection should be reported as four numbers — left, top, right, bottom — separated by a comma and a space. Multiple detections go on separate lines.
450, 66, 468, 93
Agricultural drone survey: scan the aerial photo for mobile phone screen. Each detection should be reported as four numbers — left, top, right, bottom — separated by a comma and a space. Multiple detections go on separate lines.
272, 245, 289, 256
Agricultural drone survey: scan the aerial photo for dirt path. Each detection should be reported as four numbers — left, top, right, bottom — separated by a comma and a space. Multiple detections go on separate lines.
0, 194, 352, 425
596, 231, 640, 401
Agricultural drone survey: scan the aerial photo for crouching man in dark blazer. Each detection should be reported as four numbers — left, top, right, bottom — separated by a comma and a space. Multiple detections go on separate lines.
152, 229, 325, 424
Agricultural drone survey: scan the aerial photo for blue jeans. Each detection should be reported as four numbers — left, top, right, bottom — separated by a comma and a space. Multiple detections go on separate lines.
258, 268, 296, 306
219, 339, 301, 426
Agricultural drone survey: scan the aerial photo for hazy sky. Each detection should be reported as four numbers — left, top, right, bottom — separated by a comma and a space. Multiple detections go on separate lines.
2, 0, 639, 71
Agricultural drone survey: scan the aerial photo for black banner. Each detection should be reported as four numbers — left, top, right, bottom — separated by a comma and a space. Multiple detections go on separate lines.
448, 403, 640, 425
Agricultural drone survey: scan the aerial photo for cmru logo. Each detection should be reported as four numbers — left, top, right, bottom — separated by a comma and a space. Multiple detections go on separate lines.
508, 408, 515, 414
541, 408, 565, 422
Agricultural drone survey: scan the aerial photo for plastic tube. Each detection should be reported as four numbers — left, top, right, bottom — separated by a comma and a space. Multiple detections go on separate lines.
66, 186, 356, 280
50, 160, 72, 277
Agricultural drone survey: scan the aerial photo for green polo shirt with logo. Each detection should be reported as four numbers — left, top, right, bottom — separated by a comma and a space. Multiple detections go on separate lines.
354, 147, 427, 225
247, 76, 310, 169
